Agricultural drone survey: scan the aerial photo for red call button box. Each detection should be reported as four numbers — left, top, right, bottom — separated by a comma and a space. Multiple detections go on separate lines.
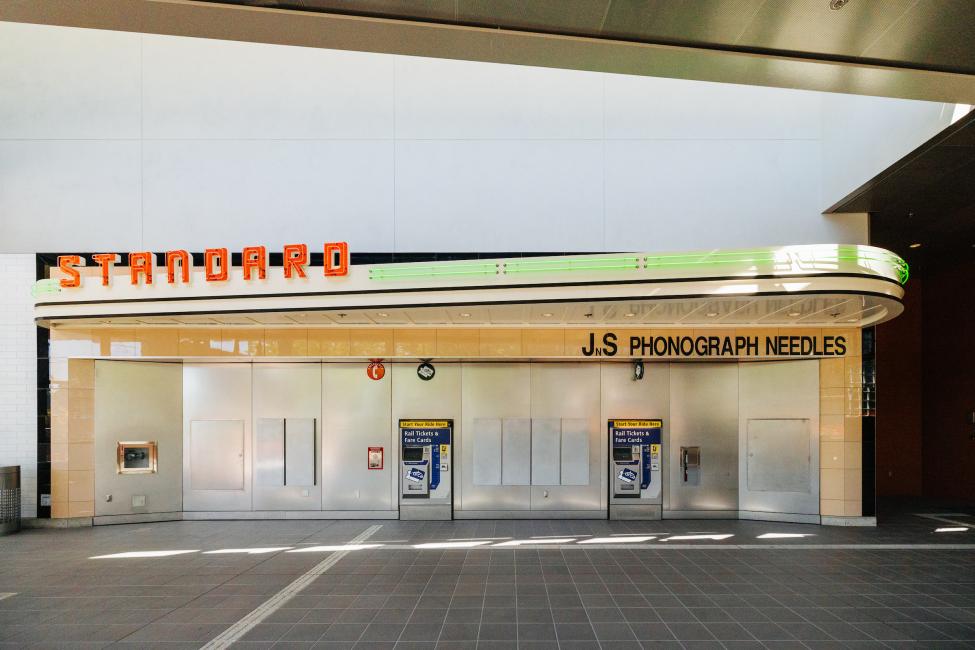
367, 446, 383, 470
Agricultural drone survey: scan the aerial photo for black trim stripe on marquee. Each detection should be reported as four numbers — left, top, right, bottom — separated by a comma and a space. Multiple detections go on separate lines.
34, 271, 904, 308
36, 288, 902, 322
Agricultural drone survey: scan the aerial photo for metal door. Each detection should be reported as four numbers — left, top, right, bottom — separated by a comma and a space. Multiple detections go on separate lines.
183, 363, 252, 511
667, 363, 739, 516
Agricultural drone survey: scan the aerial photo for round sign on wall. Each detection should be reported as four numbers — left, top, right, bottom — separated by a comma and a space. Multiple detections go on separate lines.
417, 361, 435, 381
366, 361, 385, 380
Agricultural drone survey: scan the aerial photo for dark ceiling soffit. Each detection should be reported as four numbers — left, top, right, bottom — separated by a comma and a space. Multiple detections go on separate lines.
825, 109, 975, 214
2, 0, 975, 105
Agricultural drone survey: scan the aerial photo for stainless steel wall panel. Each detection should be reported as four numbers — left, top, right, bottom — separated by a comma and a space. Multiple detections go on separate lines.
738, 360, 819, 515
95, 361, 183, 517
746, 419, 810, 493
472, 418, 502, 486
560, 418, 590, 486
255, 418, 284, 487
183, 363, 252, 511
668, 363, 739, 513
322, 363, 392, 511
189, 420, 244, 491
530, 418, 561, 485
501, 418, 530, 486
285, 418, 316, 487
530, 363, 602, 512
252, 363, 322, 511
460, 363, 531, 511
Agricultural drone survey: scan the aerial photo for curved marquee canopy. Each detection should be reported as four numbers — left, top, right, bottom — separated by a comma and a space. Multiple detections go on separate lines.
33, 244, 906, 329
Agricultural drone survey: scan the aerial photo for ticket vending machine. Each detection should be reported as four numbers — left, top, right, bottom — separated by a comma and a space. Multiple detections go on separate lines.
609, 419, 663, 520
399, 419, 453, 520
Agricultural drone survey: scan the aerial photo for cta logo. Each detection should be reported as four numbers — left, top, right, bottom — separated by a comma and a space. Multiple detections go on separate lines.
618, 468, 638, 483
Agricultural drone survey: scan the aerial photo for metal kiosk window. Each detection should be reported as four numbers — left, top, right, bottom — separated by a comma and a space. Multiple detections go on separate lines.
117, 441, 158, 475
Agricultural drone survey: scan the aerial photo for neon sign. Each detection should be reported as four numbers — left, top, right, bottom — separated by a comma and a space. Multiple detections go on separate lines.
56, 242, 349, 288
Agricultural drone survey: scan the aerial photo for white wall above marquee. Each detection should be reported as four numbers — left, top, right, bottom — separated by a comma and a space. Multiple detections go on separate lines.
0, 22, 957, 254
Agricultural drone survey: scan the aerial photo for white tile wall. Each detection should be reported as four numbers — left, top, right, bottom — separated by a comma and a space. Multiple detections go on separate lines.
0, 255, 37, 518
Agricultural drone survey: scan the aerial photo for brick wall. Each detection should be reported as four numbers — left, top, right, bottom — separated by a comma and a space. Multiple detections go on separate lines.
0, 254, 37, 517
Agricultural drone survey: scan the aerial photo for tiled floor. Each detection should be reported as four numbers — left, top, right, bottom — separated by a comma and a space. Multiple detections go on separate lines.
0, 513, 973, 649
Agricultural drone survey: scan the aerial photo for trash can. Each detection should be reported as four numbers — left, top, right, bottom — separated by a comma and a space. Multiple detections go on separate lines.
0, 466, 21, 535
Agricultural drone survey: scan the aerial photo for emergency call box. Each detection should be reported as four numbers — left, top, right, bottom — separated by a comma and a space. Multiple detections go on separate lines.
117, 441, 158, 475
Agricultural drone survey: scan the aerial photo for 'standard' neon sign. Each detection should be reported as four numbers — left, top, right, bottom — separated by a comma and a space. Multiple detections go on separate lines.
55, 242, 349, 288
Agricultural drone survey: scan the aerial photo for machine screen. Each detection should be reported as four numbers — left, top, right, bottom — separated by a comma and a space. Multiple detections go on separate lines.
402, 446, 424, 461
613, 446, 632, 461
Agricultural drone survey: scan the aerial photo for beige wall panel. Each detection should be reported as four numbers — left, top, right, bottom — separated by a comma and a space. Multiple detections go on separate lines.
523, 329, 564, 357
49, 329, 98, 358
350, 329, 393, 357
95, 329, 138, 356
178, 328, 222, 356
394, 329, 437, 357
264, 328, 308, 356
222, 329, 264, 356
437, 330, 478, 356
67, 358, 96, 389
820, 358, 844, 389
479, 329, 522, 356
308, 329, 350, 356
820, 499, 844, 516
819, 469, 844, 500
136, 328, 179, 356
67, 443, 93, 470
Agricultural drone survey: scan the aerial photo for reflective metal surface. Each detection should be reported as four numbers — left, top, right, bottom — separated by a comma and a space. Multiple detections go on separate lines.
738, 360, 820, 515
285, 418, 316, 487
501, 418, 531, 486
461, 364, 531, 512
189, 420, 245, 491
252, 364, 322, 510
530, 418, 561, 486
255, 418, 284, 487
667, 363, 739, 514
472, 418, 502, 487
528, 363, 601, 513
183, 363, 252, 511
95, 361, 183, 517
322, 364, 392, 511
560, 418, 590, 486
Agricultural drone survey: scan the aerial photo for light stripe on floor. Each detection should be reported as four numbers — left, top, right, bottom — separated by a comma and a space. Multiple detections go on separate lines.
915, 512, 973, 528
200, 524, 382, 650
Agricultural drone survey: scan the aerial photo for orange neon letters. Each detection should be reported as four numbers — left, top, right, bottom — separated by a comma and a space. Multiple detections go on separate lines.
204, 248, 229, 282
283, 244, 308, 279
129, 252, 153, 285
166, 250, 191, 284
55, 243, 351, 288
91, 254, 119, 286
242, 246, 267, 281
323, 242, 349, 277
57, 255, 83, 288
